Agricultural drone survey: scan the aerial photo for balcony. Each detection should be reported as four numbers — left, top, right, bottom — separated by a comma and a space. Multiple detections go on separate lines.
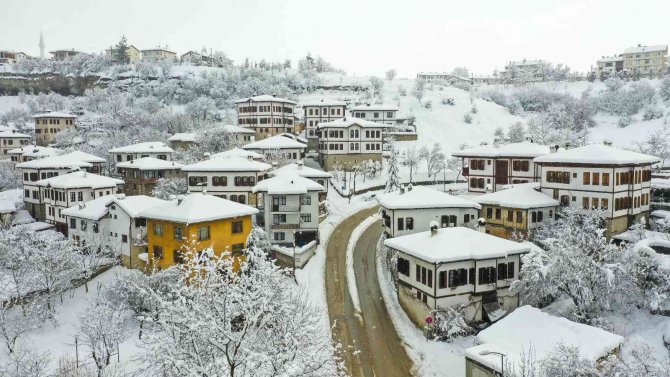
271, 223, 299, 230
272, 205, 300, 212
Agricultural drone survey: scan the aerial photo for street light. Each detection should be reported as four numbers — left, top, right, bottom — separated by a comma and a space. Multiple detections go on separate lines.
479, 350, 506, 376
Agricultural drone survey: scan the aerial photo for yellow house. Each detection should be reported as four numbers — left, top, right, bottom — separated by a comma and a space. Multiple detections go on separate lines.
142, 193, 258, 270
474, 185, 559, 239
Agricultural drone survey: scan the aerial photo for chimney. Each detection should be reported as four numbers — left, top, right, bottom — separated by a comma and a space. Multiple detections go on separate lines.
297, 160, 304, 169
116, 193, 126, 200
272, 162, 278, 168
603, 140, 613, 147
406, 183, 413, 192
550, 145, 560, 153
399, 185, 405, 194
177, 195, 184, 205
429, 221, 439, 236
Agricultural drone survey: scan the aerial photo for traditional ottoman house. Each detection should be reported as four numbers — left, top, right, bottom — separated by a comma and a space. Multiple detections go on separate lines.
474, 185, 559, 239
37, 171, 124, 234
534, 143, 659, 236
33, 111, 77, 146
378, 185, 481, 237
385, 225, 530, 326
182, 156, 272, 205
453, 141, 552, 193
62, 151, 107, 175
210, 147, 264, 161
301, 99, 347, 149
8, 145, 61, 163
350, 103, 398, 125
235, 95, 297, 140
252, 174, 324, 246
116, 157, 184, 196
316, 117, 387, 171
142, 193, 258, 270
109, 142, 174, 167
270, 161, 333, 200
242, 134, 306, 164
167, 133, 197, 150
0, 130, 31, 158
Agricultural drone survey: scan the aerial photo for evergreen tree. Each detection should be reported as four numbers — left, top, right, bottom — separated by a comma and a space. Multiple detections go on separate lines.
384, 139, 401, 193
114, 35, 130, 64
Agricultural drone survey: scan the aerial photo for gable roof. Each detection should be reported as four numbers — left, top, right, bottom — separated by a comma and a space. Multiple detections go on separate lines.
141, 193, 258, 224
252, 174, 325, 194
0, 130, 31, 138
384, 227, 529, 263
350, 103, 399, 111
16, 154, 92, 169
378, 186, 481, 210
168, 133, 196, 142
474, 186, 559, 209
36, 171, 123, 189
301, 99, 347, 107
62, 195, 115, 220
533, 144, 660, 165
452, 141, 551, 158
234, 95, 296, 105
61, 150, 106, 163
182, 156, 271, 172
242, 134, 307, 150
270, 162, 333, 179
32, 111, 77, 119
211, 147, 264, 160
623, 45, 667, 54
8, 145, 61, 158
316, 117, 390, 129
108, 142, 174, 154
112, 195, 168, 218
116, 157, 183, 170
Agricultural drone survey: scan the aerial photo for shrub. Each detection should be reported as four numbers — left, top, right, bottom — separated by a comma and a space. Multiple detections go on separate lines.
642, 105, 664, 121
424, 100, 432, 109
618, 115, 633, 127
430, 307, 473, 341
463, 113, 472, 123
660, 76, 670, 102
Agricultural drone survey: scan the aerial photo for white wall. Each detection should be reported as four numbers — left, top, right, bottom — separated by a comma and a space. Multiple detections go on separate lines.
382, 207, 480, 237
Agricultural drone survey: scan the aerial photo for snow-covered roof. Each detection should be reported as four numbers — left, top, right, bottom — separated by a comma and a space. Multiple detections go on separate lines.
242, 134, 307, 150
316, 117, 390, 129
23, 221, 55, 232
61, 151, 106, 164
384, 227, 529, 263
168, 133, 196, 142
0, 199, 15, 214
301, 99, 347, 107
623, 45, 667, 54
12, 209, 34, 225
36, 171, 123, 189
0, 130, 31, 138
506, 59, 546, 66
116, 157, 183, 170
597, 55, 624, 63
16, 154, 92, 169
141, 193, 258, 224
378, 186, 481, 210
62, 195, 115, 220
474, 186, 559, 209
252, 174, 325, 194
32, 111, 77, 119
534, 144, 660, 165
182, 156, 271, 172
108, 142, 174, 154
465, 306, 623, 374
652, 178, 670, 189
8, 145, 60, 158
218, 124, 255, 134
270, 162, 333, 179
113, 195, 168, 218
350, 103, 398, 112
211, 147, 264, 160
234, 95, 296, 105
452, 141, 551, 158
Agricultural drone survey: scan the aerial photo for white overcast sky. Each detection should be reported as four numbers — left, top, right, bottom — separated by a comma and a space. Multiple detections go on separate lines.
1, 0, 668, 77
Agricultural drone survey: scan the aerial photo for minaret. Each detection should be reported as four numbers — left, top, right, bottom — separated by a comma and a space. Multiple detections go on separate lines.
39, 30, 45, 59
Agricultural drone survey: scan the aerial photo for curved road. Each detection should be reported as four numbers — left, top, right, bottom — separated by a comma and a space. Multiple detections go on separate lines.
325, 206, 414, 377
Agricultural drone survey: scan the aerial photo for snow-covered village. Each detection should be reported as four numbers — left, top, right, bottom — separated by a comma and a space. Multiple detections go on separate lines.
2, 1, 670, 376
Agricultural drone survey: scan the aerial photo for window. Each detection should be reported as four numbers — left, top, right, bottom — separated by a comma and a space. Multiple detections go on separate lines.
232, 221, 243, 234
212, 176, 227, 186
531, 211, 537, 223
80, 221, 87, 231
582, 197, 589, 209
464, 214, 470, 223
537, 211, 543, 222
300, 213, 312, 222
93, 223, 99, 233
121, 234, 128, 243
478, 266, 497, 285
69, 218, 76, 229
516, 211, 522, 223
188, 176, 207, 186
495, 208, 501, 220
198, 226, 210, 241
486, 208, 493, 219
592, 172, 600, 185
498, 264, 508, 280
398, 257, 410, 276
274, 232, 286, 241
397, 218, 404, 231
174, 250, 185, 264
507, 210, 513, 222
448, 269, 468, 288
507, 262, 515, 279
300, 194, 311, 205
592, 198, 600, 209
469, 268, 476, 285
583, 172, 590, 185
70, 192, 76, 202
602, 173, 610, 186
153, 223, 163, 236
174, 226, 183, 240
406, 217, 414, 230
153, 246, 163, 260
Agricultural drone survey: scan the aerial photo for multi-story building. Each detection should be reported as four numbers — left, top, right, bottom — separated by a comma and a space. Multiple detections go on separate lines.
270, 161, 332, 200
252, 174, 324, 246
385, 226, 529, 326
182, 156, 272, 206
301, 99, 347, 149
8, 145, 61, 163
415, 72, 473, 86
350, 104, 398, 126
143, 193, 258, 270
534, 143, 659, 236
141, 48, 177, 61
317, 117, 387, 171
596, 55, 624, 78
500, 59, 548, 83
49, 49, 83, 61
37, 171, 123, 234
62, 194, 167, 270
234, 95, 297, 140
242, 134, 306, 164
61, 150, 107, 174
0, 130, 31, 158
116, 157, 184, 196
109, 142, 174, 167
33, 111, 77, 146
105, 44, 141, 63
17, 152, 103, 219
0, 51, 29, 64
378, 186, 481, 238
452, 141, 552, 193
474, 185, 559, 239
622, 44, 668, 76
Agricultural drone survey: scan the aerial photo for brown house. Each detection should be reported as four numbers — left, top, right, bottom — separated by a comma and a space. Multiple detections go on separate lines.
116, 157, 184, 196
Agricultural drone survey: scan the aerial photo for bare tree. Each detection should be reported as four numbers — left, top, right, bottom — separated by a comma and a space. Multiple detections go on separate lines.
404, 147, 420, 184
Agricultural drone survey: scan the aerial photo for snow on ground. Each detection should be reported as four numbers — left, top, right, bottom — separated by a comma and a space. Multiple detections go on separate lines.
346, 213, 380, 313
376, 230, 475, 377
0, 95, 28, 114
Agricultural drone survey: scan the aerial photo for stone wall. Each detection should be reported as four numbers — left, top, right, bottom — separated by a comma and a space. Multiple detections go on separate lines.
0, 73, 100, 96
320, 153, 382, 171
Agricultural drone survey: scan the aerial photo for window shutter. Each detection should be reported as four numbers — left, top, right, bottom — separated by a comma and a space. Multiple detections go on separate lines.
508, 262, 515, 279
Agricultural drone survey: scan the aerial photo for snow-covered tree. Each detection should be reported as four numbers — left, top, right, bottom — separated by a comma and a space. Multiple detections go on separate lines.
151, 176, 188, 200
539, 343, 598, 377
385, 139, 401, 193
404, 146, 420, 183
493, 126, 506, 143
660, 76, 670, 102
636, 125, 670, 169
385, 69, 397, 81
451, 67, 470, 78
507, 122, 526, 143
427, 143, 446, 179
0, 160, 21, 191
430, 306, 473, 341
413, 79, 426, 104
113, 36, 130, 64
186, 96, 218, 122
